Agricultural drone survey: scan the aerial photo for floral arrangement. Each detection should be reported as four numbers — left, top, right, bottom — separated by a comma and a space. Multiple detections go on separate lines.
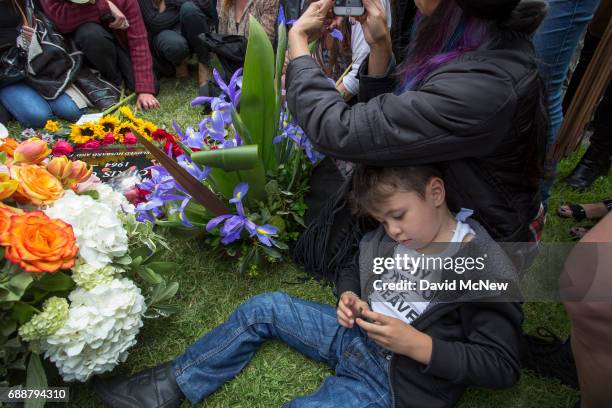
0, 136, 178, 387
42, 105, 157, 150
132, 14, 322, 274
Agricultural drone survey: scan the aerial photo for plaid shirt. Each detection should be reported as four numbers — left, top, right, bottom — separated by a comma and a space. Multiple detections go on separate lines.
40, 0, 156, 94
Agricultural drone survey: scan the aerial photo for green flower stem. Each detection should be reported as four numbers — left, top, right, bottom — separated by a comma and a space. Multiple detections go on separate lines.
102, 93, 137, 116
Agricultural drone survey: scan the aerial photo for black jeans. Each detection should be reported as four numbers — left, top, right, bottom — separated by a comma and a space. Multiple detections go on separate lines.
73, 22, 159, 93
153, 1, 211, 77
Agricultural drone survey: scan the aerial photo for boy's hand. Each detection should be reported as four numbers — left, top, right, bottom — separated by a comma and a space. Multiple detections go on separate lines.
337, 291, 369, 329
356, 309, 433, 365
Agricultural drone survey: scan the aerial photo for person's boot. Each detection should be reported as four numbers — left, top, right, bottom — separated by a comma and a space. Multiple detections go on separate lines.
92, 362, 185, 408
176, 59, 190, 80
197, 63, 212, 96
565, 142, 611, 189
521, 327, 578, 389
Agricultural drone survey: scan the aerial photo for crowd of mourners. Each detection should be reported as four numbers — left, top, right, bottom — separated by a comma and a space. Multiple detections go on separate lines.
1, 0, 610, 407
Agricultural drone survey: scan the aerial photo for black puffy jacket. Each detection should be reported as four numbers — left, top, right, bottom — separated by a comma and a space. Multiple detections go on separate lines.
286, 11, 546, 243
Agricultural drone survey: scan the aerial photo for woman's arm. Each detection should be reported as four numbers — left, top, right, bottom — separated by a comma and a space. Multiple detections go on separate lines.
422, 303, 523, 389
286, 56, 517, 165
38, 0, 111, 33
137, 0, 180, 35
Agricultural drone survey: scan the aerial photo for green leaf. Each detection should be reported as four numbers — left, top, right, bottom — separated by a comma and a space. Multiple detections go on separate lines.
230, 110, 253, 145
0, 272, 33, 302
153, 281, 179, 303
145, 262, 176, 274
137, 268, 163, 285
241, 16, 277, 172
192, 145, 260, 171
129, 246, 150, 261
273, 241, 289, 250
0, 151, 6, 164
12, 302, 38, 325
25, 353, 47, 408
34, 272, 74, 292
148, 304, 180, 318
239, 247, 256, 275
80, 190, 100, 200
261, 245, 282, 259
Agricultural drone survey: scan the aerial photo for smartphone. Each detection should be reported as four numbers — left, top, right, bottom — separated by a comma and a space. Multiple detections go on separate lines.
333, 0, 364, 17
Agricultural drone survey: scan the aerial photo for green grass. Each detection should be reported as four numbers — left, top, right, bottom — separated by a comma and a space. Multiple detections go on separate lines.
9, 77, 610, 407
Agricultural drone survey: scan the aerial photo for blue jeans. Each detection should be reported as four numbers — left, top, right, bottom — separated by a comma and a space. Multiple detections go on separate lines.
533, 0, 600, 204
173, 292, 392, 407
0, 82, 83, 128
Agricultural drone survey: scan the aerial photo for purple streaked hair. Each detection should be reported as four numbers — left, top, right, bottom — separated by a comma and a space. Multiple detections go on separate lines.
397, 1, 493, 92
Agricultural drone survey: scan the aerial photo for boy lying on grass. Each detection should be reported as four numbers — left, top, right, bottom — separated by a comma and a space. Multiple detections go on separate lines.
94, 165, 522, 408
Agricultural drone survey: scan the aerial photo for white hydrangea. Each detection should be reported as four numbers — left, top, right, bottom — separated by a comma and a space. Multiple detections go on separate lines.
92, 183, 135, 215
44, 190, 128, 268
42, 278, 146, 382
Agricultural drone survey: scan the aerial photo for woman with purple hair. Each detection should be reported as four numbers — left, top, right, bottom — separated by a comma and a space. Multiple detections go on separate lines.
286, 0, 549, 247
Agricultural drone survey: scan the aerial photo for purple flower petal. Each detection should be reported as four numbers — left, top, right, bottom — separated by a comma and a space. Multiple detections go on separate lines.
230, 182, 249, 204
191, 96, 214, 107
206, 214, 233, 232
330, 29, 344, 41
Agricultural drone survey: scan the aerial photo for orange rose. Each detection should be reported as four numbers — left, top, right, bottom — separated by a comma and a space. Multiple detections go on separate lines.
10, 165, 64, 206
13, 138, 51, 164
47, 156, 73, 181
0, 173, 18, 200
4, 211, 78, 273
0, 203, 22, 246
0, 138, 19, 157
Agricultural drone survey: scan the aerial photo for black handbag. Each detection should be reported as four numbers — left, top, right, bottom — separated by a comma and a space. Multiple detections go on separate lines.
26, 12, 83, 100
0, 44, 27, 88
198, 32, 247, 82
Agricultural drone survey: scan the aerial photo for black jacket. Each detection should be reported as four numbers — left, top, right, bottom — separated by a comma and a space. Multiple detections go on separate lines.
345, 219, 523, 408
286, 19, 545, 243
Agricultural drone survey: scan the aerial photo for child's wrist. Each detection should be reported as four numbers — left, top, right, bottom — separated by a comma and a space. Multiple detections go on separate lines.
401, 330, 433, 365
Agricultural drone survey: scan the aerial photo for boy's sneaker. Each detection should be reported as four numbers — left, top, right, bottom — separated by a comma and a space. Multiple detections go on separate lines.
521, 327, 579, 389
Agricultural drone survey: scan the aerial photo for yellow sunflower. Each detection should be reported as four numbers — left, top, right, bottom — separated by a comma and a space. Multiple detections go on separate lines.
138, 121, 158, 141
114, 122, 137, 143
119, 106, 138, 122
44, 120, 61, 133
98, 115, 121, 134
69, 123, 102, 144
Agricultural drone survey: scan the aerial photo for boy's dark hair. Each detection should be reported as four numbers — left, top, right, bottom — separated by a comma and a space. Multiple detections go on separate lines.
350, 165, 443, 216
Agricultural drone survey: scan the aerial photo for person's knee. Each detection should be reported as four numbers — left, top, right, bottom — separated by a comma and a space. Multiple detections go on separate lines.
180, 1, 200, 20
236, 292, 290, 321
155, 32, 190, 63
18, 109, 52, 129
74, 23, 112, 52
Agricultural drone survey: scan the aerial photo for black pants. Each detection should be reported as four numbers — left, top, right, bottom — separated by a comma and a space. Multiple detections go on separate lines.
73, 22, 159, 93
563, 30, 612, 152
153, 1, 211, 77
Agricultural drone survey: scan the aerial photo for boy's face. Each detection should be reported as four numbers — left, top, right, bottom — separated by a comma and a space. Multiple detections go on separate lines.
368, 178, 446, 250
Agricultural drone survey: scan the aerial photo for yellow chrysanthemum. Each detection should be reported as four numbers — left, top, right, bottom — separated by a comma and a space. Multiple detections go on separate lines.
69, 123, 102, 144
119, 106, 137, 122
98, 115, 121, 134
44, 120, 61, 133
138, 121, 158, 141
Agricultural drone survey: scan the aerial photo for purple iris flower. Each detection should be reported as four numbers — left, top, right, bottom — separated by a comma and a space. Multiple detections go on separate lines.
206, 183, 279, 246
330, 28, 344, 42
277, 4, 285, 27
181, 127, 205, 150
274, 111, 324, 164
177, 154, 212, 181
135, 165, 196, 228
